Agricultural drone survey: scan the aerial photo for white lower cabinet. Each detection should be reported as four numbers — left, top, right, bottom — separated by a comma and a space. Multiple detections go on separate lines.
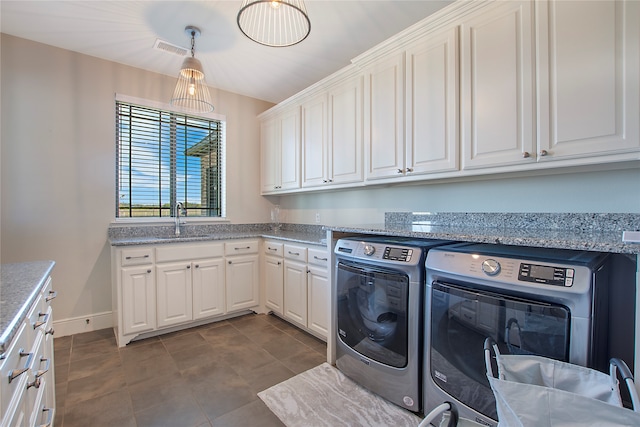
279, 243, 329, 340
192, 258, 226, 319
113, 240, 259, 347
156, 261, 194, 329
307, 263, 330, 338
263, 241, 284, 315
121, 265, 156, 336
225, 240, 260, 312
284, 258, 308, 327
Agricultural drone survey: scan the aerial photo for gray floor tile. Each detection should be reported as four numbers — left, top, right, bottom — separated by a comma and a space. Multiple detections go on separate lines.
56, 314, 327, 427
211, 399, 285, 427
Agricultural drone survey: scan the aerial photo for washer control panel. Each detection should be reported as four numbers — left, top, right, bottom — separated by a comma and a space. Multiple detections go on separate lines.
518, 263, 575, 287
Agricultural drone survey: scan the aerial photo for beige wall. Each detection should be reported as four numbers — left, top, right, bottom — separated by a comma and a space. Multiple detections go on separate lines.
0, 34, 274, 324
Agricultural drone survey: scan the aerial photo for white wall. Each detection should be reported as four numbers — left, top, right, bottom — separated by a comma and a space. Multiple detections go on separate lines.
279, 167, 640, 225
0, 34, 274, 326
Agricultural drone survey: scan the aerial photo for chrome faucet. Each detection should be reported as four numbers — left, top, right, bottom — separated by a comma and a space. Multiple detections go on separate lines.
175, 202, 186, 236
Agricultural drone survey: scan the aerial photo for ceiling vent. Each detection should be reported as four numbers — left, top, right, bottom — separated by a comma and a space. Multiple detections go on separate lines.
153, 39, 189, 56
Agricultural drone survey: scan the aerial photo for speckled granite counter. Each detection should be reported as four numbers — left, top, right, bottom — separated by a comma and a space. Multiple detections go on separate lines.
0, 261, 56, 353
328, 213, 640, 255
108, 223, 327, 247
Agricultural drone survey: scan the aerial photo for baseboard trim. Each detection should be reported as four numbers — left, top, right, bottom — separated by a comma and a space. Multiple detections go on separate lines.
53, 311, 113, 338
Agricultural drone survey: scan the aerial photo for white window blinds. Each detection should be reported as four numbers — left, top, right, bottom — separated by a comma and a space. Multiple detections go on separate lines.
116, 101, 225, 218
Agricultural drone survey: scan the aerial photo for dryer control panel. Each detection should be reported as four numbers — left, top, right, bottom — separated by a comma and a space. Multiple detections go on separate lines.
335, 239, 419, 265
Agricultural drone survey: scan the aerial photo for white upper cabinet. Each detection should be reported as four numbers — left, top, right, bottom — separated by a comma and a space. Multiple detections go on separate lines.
301, 93, 329, 188
363, 51, 406, 180
536, 0, 640, 160
405, 26, 460, 175
328, 74, 364, 185
260, 106, 301, 193
460, 0, 536, 170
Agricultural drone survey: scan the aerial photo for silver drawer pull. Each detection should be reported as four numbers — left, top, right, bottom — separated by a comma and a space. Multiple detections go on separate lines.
45, 290, 57, 302
313, 256, 328, 261
9, 349, 33, 383
34, 356, 51, 379
288, 251, 300, 256
234, 246, 251, 250
33, 312, 50, 329
39, 407, 54, 427
268, 247, 278, 251
125, 254, 150, 260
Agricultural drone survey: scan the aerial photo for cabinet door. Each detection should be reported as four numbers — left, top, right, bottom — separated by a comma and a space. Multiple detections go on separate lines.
156, 262, 193, 328
192, 258, 225, 320
302, 94, 328, 187
364, 52, 406, 180
461, 1, 535, 169
406, 26, 459, 175
329, 75, 364, 185
307, 265, 329, 339
226, 254, 260, 312
279, 107, 301, 191
121, 265, 156, 335
283, 259, 308, 327
264, 255, 284, 315
260, 117, 279, 193
537, 0, 640, 160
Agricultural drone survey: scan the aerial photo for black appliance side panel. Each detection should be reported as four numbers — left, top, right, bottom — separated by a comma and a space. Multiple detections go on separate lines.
608, 253, 636, 373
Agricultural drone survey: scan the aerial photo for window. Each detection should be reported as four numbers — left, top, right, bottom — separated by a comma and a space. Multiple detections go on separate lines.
116, 98, 225, 219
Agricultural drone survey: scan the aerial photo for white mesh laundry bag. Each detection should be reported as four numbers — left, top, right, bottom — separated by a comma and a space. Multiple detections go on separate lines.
485, 339, 640, 427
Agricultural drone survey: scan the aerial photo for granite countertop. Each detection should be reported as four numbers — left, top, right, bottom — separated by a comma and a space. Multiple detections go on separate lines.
0, 261, 56, 353
108, 223, 327, 247
328, 214, 640, 255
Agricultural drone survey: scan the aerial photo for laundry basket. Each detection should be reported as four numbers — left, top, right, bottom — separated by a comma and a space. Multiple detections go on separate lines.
419, 401, 487, 427
484, 338, 640, 426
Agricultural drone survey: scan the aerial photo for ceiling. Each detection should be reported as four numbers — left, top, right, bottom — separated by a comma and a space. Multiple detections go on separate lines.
0, 0, 454, 104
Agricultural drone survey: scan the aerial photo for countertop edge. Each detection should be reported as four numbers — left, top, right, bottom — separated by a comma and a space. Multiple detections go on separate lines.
109, 231, 328, 247
0, 261, 56, 353
326, 225, 640, 255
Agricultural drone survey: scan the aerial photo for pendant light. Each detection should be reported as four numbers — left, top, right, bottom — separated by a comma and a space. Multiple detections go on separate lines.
237, 0, 311, 47
170, 26, 214, 113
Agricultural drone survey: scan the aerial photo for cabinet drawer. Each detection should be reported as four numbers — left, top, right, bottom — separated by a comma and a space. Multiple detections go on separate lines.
225, 240, 259, 256
264, 241, 283, 257
284, 244, 307, 262
156, 242, 224, 263
121, 247, 154, 266
307, 247, 329, 267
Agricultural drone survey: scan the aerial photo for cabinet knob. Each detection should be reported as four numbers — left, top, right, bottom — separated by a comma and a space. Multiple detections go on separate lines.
147, 269, 152, 274
228, 261, 232, 264
397, 168, 404, 174
523, 151, 530, 158
540, 150, 548, 156
186, 265, 191, 269
195, 264, 199, 268
406, 168, 413, 173
46, 328, 55, 336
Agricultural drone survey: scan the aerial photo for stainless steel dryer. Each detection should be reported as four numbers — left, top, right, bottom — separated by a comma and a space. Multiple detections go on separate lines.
334, 236, 451, 412
423, 242, 611, 426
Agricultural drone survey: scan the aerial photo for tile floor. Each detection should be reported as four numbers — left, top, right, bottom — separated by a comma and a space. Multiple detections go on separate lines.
53, 313, 327, 427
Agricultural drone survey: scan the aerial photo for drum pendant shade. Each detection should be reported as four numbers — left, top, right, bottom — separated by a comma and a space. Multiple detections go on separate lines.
237, 0, 311, 47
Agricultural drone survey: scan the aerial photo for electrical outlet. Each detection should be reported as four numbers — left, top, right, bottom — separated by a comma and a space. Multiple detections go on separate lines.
315, 212, 321, 224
